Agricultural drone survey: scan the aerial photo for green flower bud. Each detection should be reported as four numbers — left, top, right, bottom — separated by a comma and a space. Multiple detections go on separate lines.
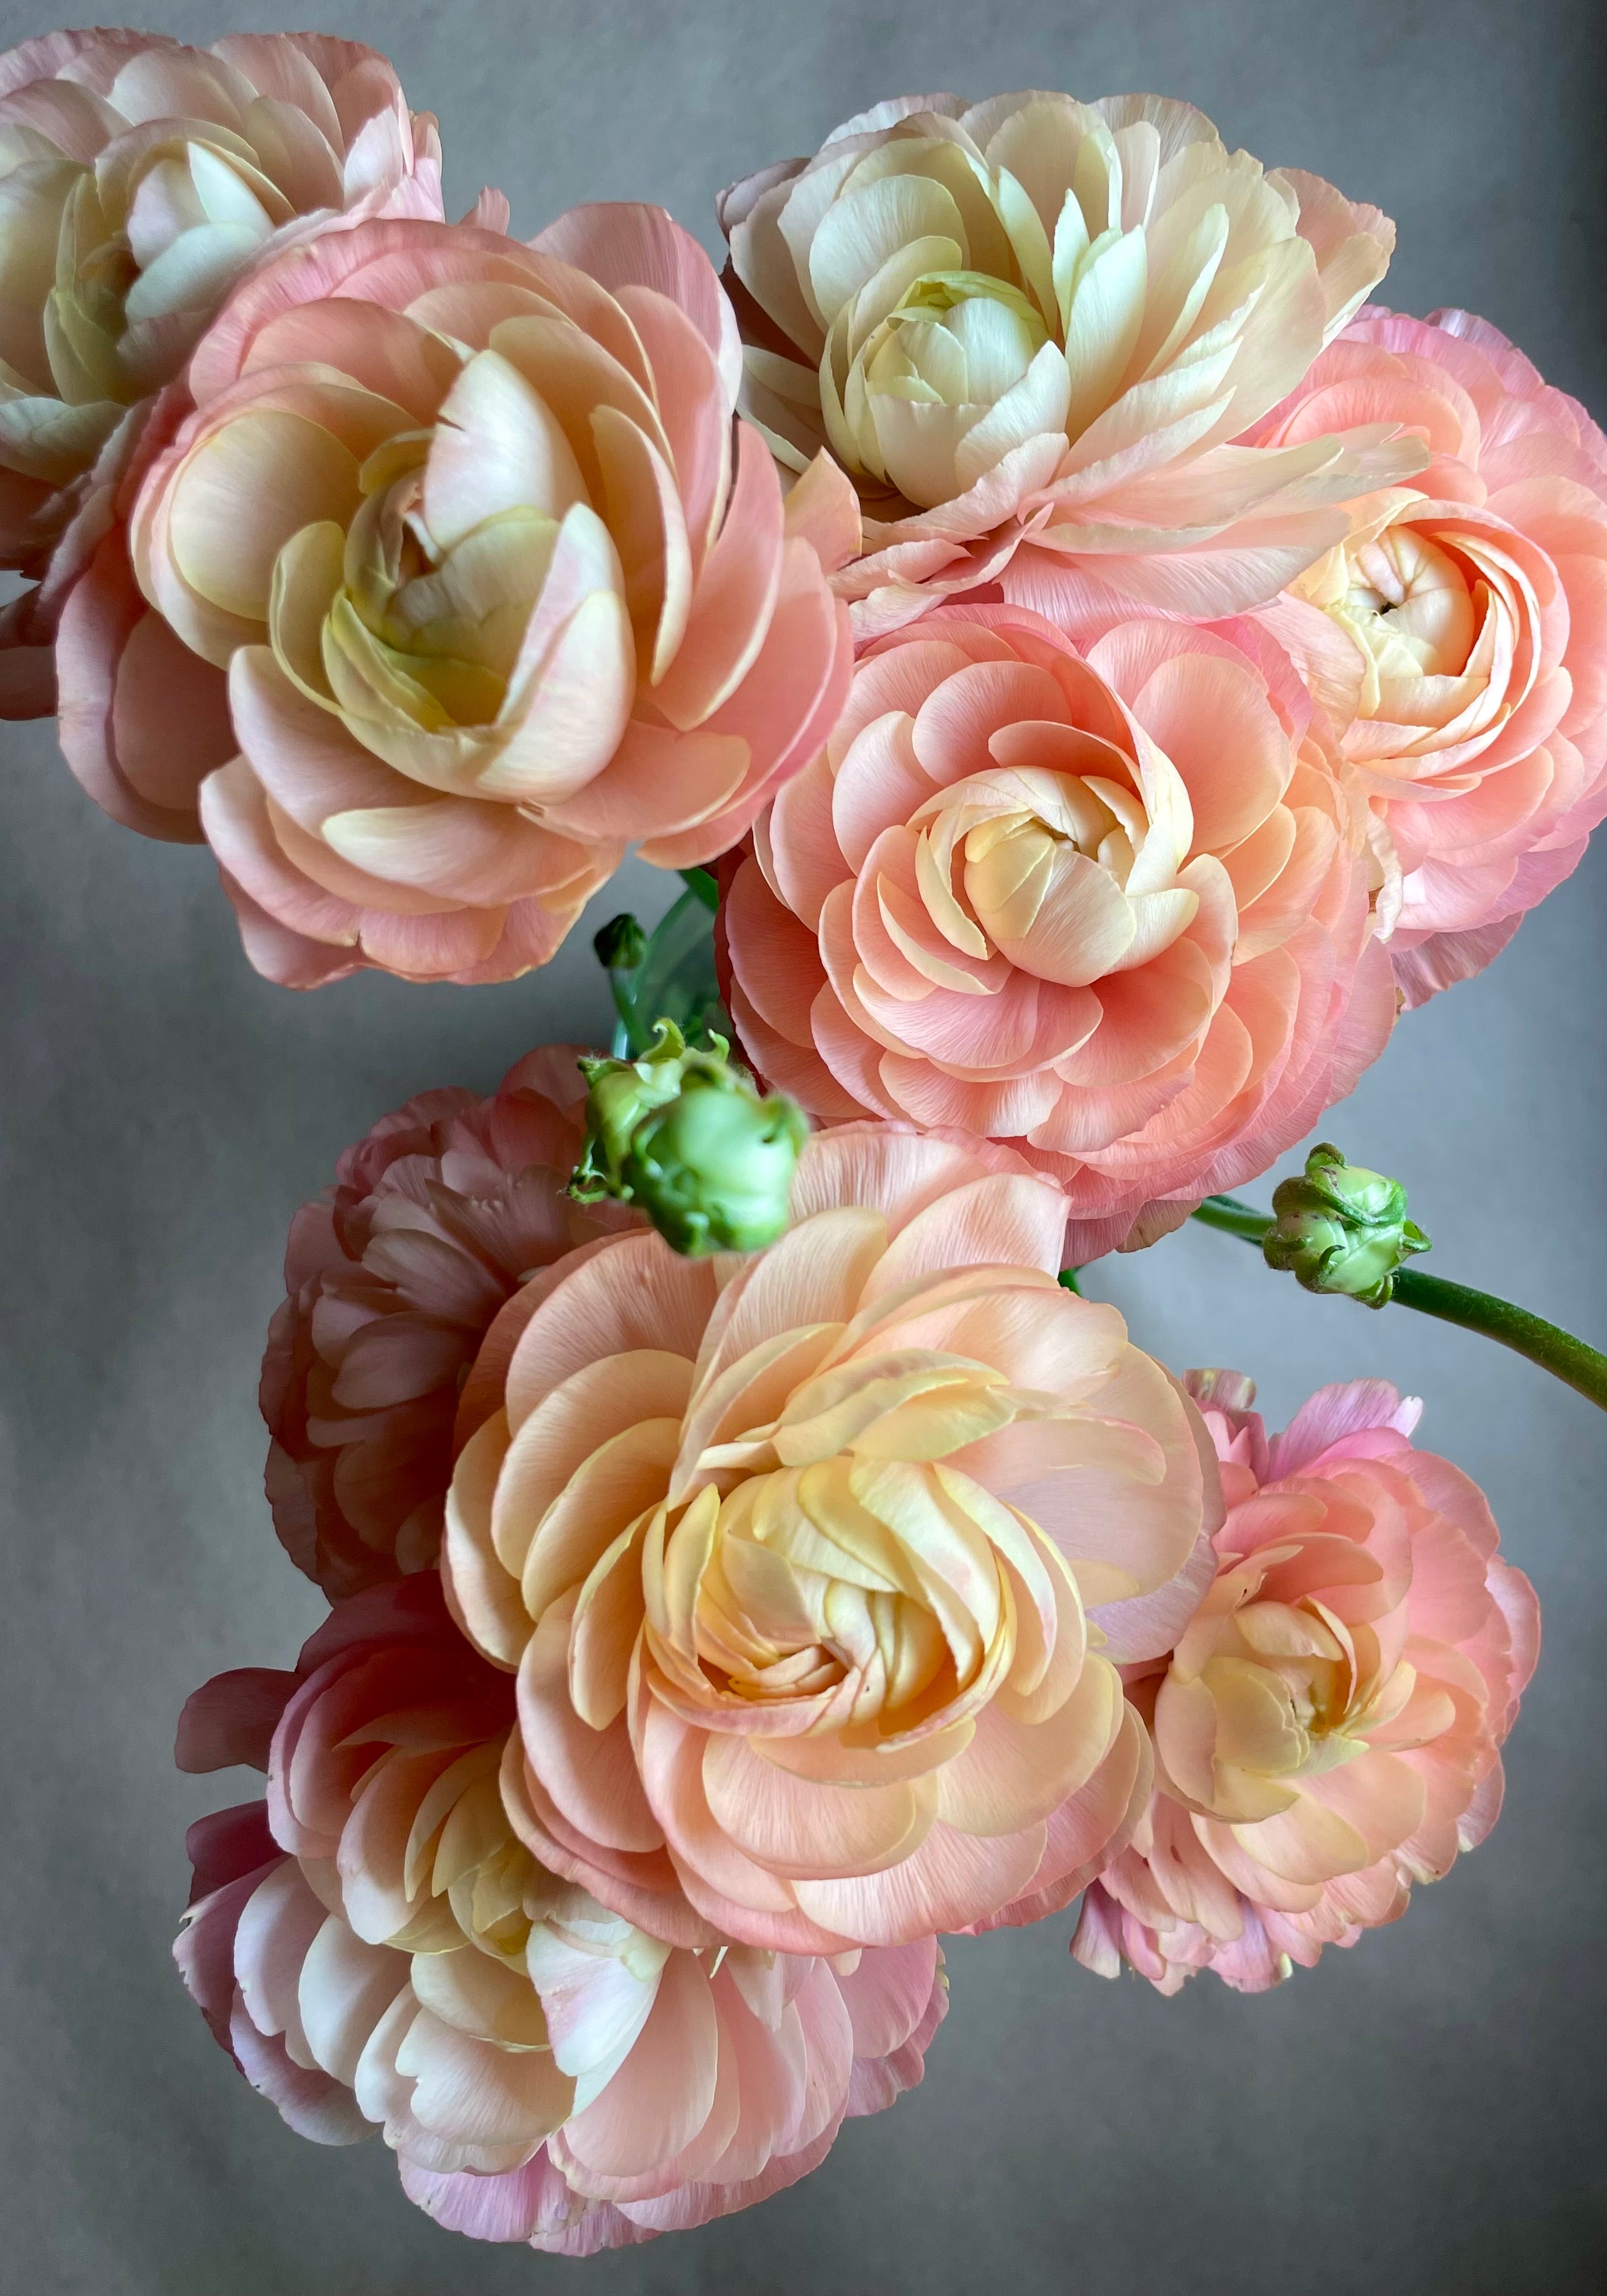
593, 911, 647, 973
1262, 1142, 1430, 1308
570, 1021, 807, 1255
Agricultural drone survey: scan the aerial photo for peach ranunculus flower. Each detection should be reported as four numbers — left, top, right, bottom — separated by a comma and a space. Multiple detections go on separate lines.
1072, 1371, 1539, 1994
261, 1046, 634, 1602
719, 91, 1424, 639
721, 603, 1396, 1262
110, 202, 851, 985
176, 1577, 947, 2254
444, 1121, 1217, 1953
0, 27, 446, 745
1248, 308, 1607, 1005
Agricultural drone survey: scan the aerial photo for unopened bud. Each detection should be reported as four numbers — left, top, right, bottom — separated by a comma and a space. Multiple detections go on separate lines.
570, 1021, 807, 1256
1262, 1142, 1430, 1308
593, 912, 646, 972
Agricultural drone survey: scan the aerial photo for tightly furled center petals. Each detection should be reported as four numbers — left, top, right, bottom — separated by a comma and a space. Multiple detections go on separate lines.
445, 1124, 1214, 1952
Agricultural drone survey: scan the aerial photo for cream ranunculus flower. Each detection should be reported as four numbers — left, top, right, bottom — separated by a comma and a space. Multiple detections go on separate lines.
117, 204, 850, 984
444, 1122, 1215, 1953
176, 1578, 948, 2252
1251, 308, 1607, 1004
721, 91, 1420, 637
0, 28, 444, 733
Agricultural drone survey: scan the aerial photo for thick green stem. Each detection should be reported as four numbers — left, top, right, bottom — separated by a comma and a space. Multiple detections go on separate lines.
680, 867, 720, 912
1191, 1195, 1276, 1245
1191, 1195, 1607, 1413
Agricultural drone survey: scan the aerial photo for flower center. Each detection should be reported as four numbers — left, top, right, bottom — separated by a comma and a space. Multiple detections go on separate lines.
902, 763, 1195, 991
1328, 524, 1481, 715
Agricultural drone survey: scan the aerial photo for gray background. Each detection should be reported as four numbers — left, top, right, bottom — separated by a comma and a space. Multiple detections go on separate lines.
2, 1, 1603, 2289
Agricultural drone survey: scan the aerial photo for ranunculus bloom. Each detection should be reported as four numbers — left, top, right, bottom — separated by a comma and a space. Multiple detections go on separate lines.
112, 201, 850, 983
445, 1122, 1214, 1953
261, 1045, 632, 1602
176, 1577, 947, 2253
719, 91, 1422, 638
1073, 1371, 1539, 1993
1250, 308, 1607, 1004
0, 27, 444, 744
722, 603, 1395, 1260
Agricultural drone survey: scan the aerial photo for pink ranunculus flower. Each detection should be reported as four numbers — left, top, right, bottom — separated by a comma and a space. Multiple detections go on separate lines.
261, 1045, 633, 1603
1249, 308, 1607, 1004
176, 1577, 947, 2254
1072, 1370, 1539, 1994
444, 1121, 1215, 1954
719, 91, 1424, 641
0, 26, 446, 764
114, 201, 851, 985
722, 603, 1396, 1262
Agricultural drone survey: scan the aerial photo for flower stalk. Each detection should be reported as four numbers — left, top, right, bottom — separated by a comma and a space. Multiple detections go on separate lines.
1193, 1190, 1607, 1413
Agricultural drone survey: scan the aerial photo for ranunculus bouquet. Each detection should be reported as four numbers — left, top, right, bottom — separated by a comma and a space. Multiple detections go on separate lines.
9, 40, 1600, 2255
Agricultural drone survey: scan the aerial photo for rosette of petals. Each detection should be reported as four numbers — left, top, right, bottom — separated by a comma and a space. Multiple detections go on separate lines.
1073, 1370, 1539, 1993
444, 1121, 1214, 1953
0, 26, 444, 745
175, 1577, 947, 2252
720, 90, 1421, 638
723, 603, 1395, 1261
1247, 308, 1607, 1004
112, 201, 849, 983
262, 1045, 633, 1602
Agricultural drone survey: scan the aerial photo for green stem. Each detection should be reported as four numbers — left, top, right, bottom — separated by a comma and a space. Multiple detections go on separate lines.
1191, 1194, 1276, 1245
1191, 1196, 1607, 1413
605, 968, 642, 1055
680, 867, 719, 912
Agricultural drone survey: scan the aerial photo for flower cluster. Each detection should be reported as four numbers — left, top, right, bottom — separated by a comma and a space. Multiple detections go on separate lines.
177, 1060, 1537, 2250
7, 28, 1554, 2257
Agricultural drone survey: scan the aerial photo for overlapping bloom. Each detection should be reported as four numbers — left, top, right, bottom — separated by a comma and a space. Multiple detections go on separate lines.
0, 27, 445, 748
176, 1577, 947, 2253
722, 603, 1395, 1260
110, 201, 849, 983
1251, 308, 1607, 1003
444, 1121, 1215, 1952
261, 1045, 632, 1602
719, 90, 1422, 638
1074, 1371, 1539, 1993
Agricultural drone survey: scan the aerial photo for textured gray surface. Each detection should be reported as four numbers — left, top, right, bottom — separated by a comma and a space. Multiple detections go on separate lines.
2, 2, 1605, 2290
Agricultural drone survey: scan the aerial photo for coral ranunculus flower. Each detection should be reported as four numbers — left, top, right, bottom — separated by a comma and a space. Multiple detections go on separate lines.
1074, 1372, 1539, 1993
722, 604, 1396, 1260
720, 91, 1422, 638
261, 1046, 632, 1602
176, 1578, 947, 2253
0, 28, 445, 747
444, 1123, 1216, 1952
1250, 308, 1607, 1004
115, 202, 850, 983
